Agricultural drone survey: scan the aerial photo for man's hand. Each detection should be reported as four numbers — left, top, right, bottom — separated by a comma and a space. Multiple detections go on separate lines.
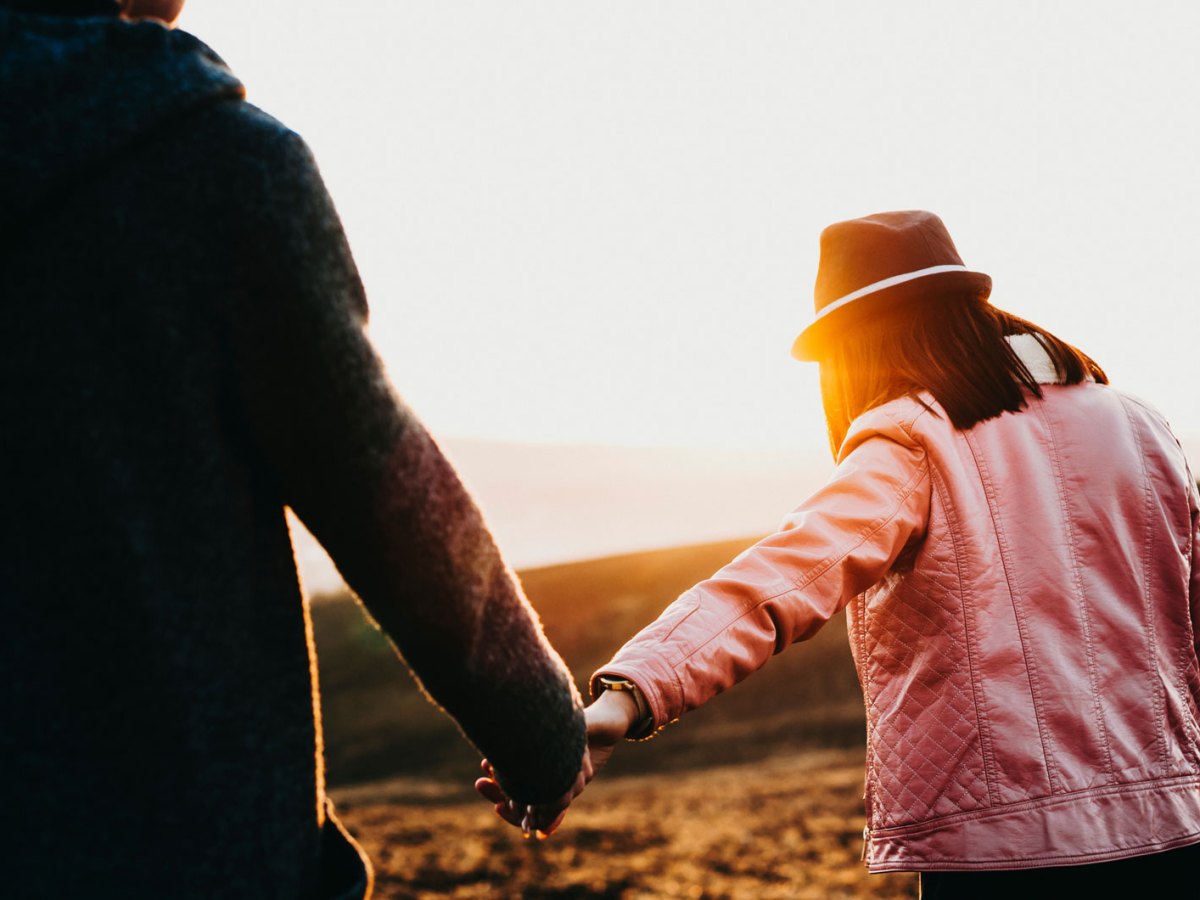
474, 687, 642, 837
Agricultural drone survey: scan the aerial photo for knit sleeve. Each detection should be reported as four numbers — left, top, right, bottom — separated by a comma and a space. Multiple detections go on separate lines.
223, 123, 585, 805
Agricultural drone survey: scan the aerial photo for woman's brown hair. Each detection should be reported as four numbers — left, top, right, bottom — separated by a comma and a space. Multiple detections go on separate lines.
819, 292, 1108, 458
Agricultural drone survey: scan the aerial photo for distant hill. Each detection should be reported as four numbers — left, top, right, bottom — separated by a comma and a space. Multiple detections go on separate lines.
312, 536, 865, 789
291, 437, 833, 594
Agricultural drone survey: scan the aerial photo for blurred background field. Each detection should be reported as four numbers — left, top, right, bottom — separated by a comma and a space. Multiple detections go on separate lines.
332, 750, 914, 899
312, 537, 917, 898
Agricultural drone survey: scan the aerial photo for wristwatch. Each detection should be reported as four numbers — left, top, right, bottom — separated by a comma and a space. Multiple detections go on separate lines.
596, 675, 655, 740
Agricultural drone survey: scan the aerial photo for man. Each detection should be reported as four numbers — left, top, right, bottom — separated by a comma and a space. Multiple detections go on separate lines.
0, 2, 585, 896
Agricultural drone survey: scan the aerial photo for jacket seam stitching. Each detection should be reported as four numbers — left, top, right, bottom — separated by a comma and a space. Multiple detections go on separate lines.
1118, 391, 1171, 428
1117, 391, 1174, 771
874, 398, 990, 817
877, 402, 932, 445
1187, 468, 1200, 768
869, 832, 1200, 871
868, 772, 1200, 837
1032, 399, 1119, 782
856, 598, 877, 826
927, 457, 998, 807
963, 429, 1064, 794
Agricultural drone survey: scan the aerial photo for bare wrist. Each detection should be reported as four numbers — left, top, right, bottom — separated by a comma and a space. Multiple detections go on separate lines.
594, 675, 654, 739
595, 684, 641, 731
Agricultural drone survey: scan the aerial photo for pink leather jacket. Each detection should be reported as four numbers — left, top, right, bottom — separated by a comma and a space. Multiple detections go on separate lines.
593, 348, 1200, 872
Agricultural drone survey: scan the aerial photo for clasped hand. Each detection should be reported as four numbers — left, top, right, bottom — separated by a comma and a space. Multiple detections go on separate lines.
473, 687, 642, 838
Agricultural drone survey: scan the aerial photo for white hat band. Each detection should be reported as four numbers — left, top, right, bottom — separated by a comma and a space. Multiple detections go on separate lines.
815, 264, 970, 322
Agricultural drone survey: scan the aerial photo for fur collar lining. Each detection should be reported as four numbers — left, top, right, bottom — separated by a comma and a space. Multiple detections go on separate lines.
1006, 333, 1070, 384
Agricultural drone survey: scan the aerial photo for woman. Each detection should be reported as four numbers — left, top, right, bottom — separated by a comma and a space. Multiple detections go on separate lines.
478, 210, 1200, 894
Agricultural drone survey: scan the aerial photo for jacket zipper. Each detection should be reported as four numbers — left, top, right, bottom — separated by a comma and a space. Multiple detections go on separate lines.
861, 778, 873, 863
855, 598, 873, 865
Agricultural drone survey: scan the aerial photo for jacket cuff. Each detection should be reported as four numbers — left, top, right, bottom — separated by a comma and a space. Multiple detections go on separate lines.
590, 651, 683, 738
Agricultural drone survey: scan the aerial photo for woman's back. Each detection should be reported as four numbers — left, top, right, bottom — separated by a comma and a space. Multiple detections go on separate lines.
592, 347, 1200, 871
852, 365, 1200, 870
498, 210, 1200, 887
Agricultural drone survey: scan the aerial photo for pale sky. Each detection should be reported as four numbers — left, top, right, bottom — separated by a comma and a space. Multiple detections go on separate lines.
180, 1, 1199, 457
178, 2, 1200, 578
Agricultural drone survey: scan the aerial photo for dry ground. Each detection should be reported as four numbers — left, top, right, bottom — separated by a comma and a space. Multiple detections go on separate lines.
332, 748, 917, 899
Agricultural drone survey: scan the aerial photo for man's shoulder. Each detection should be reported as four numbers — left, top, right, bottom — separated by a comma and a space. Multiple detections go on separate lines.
170, 98, 335, 239
187, 99, 315, 174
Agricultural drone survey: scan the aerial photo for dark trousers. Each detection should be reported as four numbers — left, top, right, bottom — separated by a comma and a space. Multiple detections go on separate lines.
918, 841, 1200, 898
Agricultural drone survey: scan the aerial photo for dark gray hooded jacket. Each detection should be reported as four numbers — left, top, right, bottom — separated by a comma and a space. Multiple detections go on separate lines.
0, 4, 585, 897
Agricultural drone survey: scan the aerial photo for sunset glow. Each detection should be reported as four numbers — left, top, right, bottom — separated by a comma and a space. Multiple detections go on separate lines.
180, 2, 1200, 575
180, 3, 1198, 446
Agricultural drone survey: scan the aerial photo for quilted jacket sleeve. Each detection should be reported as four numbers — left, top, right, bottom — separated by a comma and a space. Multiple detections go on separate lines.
591, 403, 931, 732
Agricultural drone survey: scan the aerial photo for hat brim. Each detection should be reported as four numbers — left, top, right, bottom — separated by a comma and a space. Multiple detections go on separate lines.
790, 269, 992, 362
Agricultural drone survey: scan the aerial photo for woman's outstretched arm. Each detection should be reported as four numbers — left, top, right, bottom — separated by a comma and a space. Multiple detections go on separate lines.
476, 401, 933, 832
591, 401, 932, 736
472, 398, 931, 835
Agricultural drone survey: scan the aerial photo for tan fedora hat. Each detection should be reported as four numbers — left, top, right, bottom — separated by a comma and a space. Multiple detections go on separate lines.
790, 210, 992, 361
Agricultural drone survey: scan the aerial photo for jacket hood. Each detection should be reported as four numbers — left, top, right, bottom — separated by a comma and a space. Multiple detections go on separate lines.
0, 5, 243, 235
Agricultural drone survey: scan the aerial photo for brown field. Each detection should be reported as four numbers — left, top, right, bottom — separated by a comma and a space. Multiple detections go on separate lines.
312, 537, 912, 897
331, 749, 917, 899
